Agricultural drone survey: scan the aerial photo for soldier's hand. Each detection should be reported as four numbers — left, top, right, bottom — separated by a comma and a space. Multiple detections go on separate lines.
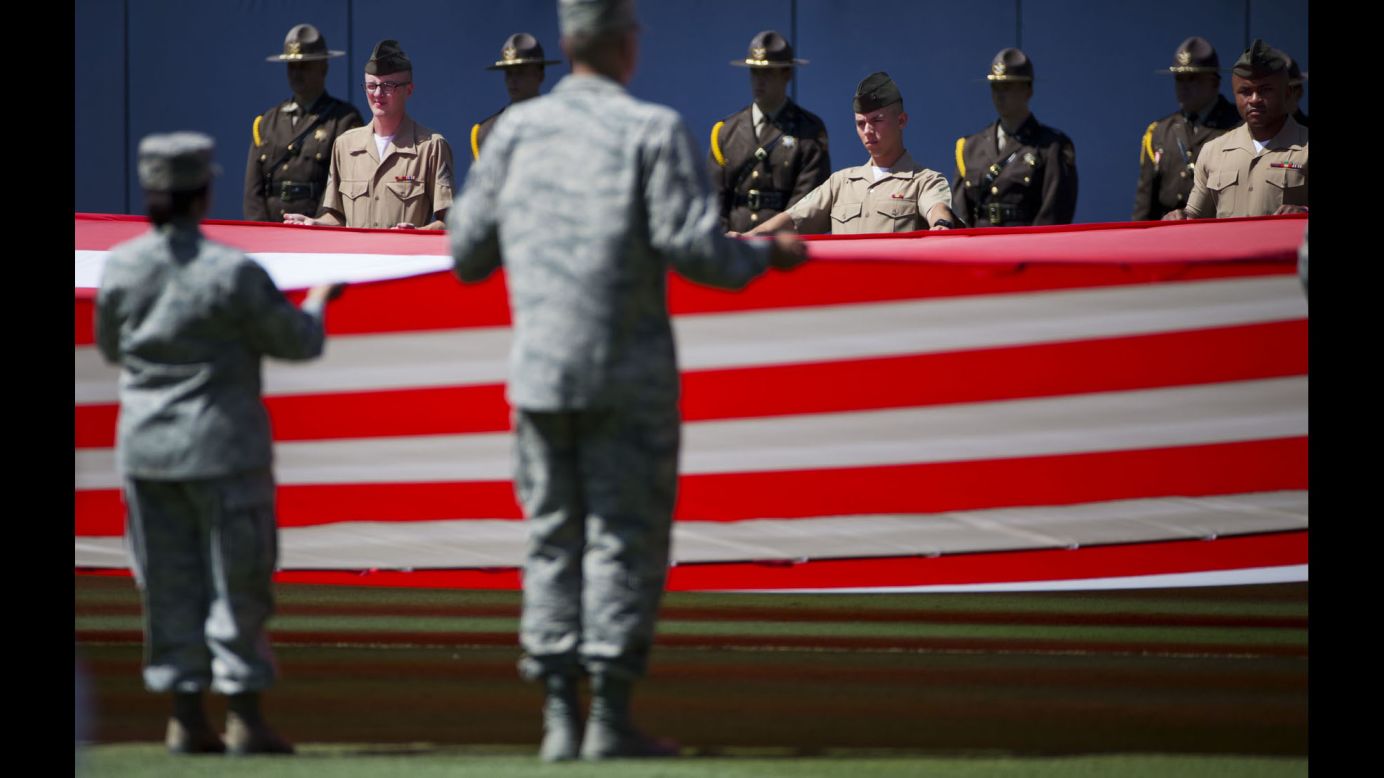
305, 282, 347, 306
726, 230, 744, 238
283, 213, 315, 226
1161, 209, 1189, 221
768, 232, 808, 270
392, 222, 417, 230
1274, 205, 1309, 215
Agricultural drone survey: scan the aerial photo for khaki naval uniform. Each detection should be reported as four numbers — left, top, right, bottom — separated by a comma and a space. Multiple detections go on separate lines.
1183, 116, 1308, 218
709, 100, 830, 233
320, 116, 455, 228
1132, 95, 1241, 220
243, 93, 364, 222
952, 115, 1078, 227
784, 151, 951, 234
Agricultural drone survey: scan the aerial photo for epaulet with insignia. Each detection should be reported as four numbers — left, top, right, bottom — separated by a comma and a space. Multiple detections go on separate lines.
954, 137, 967, 178
1141, 120, 1158, 163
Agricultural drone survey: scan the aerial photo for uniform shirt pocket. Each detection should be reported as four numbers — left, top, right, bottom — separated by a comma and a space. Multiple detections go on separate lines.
1266, 166, 1307, 191
385, 180, 426, 204
340, 180, 370, 201
875, 201, 919, 222
1208, 168, 1238, 192
830, 202, 862, 224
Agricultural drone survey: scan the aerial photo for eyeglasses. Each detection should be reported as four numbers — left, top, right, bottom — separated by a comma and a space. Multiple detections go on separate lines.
363, 81, 411, 94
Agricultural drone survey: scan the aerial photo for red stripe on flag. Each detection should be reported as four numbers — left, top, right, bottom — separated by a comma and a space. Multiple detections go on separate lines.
77, 530, 1304, 591
75, 321, 1307, 447
74, 438, 1306, 535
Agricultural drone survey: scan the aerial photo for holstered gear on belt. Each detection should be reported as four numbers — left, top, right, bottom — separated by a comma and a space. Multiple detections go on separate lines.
734, 189, 789, 211
277, 181, 322, 203
985, 202, 1031, 226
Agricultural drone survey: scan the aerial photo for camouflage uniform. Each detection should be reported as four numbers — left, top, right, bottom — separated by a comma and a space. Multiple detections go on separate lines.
96, 220, 327, 694
449, 73, 771, 680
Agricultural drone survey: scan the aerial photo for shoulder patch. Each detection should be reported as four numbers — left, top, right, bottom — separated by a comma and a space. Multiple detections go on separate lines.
252, 115, 264, 147
470, 123, 482, 161
710, 120, 727, 167
954, 137, 967, 179
1141, 121, 1158, 163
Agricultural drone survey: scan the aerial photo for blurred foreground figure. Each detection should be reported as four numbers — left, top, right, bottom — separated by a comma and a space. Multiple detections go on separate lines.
97, 132, 343, 756
243, 23, 363, 222
449, 0, 805, 761
1164, 39, 1308, 220
471, 32, 561, 159
1131, 36, 1241, 221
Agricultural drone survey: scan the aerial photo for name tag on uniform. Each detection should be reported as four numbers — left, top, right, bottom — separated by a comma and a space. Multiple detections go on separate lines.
1270, 162, 1304, 170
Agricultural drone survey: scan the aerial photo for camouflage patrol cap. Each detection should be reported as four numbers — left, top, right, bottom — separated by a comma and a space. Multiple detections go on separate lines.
986, 48, 1034, 82
1164, 36, 1219, 74
488, 32, 561, 70
731, 30, 808, 68
1232, 39, 1289, 78
558, 0, 638, 38
853, 72, 902, 113
137, 132, 220, 192
365, 39, 412, 75
265, 23, 345, 63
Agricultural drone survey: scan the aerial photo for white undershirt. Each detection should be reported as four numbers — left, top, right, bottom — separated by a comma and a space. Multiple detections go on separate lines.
374, 133, 395, 159
1252, 138, 1269, 154
871, 165, 893, 181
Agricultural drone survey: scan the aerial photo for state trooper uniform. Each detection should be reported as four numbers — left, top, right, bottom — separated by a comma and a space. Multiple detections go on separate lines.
952, 48, 1078, 227
470, 33, 561, 160
243, 24, 363, 222
709, 30, 830, 233
1132, 37, 1242, 221
98, 132, 329, 755
1287, 56, 1309, 127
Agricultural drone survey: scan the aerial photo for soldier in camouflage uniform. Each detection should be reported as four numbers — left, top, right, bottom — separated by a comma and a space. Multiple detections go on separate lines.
97, 132, 342, 756
470, 33, 561, 160
449, 0, 805, 761
243, 24, 364, 222
1131, 37, 1242, 221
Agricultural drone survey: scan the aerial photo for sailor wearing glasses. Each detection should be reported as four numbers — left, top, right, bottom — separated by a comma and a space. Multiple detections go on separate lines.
284, 39, 454, 229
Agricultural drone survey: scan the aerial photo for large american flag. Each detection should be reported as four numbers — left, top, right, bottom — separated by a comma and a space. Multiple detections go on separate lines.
75, 213, 1308, 592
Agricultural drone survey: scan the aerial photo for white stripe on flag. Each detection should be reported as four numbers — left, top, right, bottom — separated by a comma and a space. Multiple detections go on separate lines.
75, 376, 1306, 489
73, 490, 1306, 570
75, 275, 1307, 404
75, 250, 452, 290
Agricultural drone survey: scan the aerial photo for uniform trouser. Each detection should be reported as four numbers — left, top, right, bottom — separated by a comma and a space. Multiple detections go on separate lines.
512, 405, 681, 682
123, 469, 279, 695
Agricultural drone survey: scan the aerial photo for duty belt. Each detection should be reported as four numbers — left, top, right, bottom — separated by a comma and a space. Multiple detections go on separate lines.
277, 181, 322, 203
985, 202, 1030, 226
735, 189, 789, 212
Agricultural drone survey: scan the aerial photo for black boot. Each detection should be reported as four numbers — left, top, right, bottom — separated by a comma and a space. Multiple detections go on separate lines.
579, 673, 678, 759
224, 692, 295, 755
166, 691, 225, 755
539, 673, 582, 761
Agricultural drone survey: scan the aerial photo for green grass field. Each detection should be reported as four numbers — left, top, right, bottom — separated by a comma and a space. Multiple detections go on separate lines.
75, 574, 1307, 776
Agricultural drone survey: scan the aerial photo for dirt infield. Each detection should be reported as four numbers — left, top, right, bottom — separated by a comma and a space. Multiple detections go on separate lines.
75, 575, 1306, 757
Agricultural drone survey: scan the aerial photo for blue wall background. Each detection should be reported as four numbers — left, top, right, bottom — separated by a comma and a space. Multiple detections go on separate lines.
75, 0, 1308, 224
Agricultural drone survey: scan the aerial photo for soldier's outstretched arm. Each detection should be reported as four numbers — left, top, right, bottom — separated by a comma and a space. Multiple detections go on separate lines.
237, 259, 329, 361
646, 118, 771, 290
448, 136, 504, 282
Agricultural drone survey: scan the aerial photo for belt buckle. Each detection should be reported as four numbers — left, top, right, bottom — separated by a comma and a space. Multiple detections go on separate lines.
987, 202, 1003, 226
747, 189, 761, 211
